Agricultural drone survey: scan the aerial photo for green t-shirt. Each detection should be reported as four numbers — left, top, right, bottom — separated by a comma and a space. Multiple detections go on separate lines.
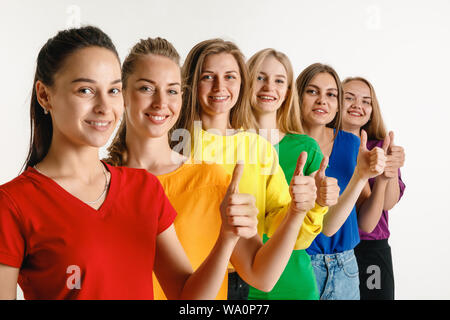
248, 133, 323, 300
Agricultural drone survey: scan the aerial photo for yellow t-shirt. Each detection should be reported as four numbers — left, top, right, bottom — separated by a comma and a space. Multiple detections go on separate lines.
190, 126, 327, 249
152, 161, 230, 300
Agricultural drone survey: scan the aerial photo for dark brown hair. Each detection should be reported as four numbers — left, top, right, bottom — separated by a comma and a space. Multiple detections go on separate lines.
23, 25, 119, 171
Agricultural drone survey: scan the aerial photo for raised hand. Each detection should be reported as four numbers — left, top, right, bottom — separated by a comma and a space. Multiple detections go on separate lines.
289, 152, 317, 215
219, 163, 258, 239
383, 131, 405, 179
313, 156, 340, 207
355, 130, 387, 180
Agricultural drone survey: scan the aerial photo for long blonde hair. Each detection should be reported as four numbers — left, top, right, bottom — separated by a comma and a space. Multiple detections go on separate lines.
295, 63, 343, 134
177, 39, 257, 134
342, 77, 387, 140
247, 48, 303, 134
105, 37, 181, 167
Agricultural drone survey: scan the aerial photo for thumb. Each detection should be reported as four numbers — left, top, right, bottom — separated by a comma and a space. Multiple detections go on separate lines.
389, 131, 395, 147
294, 152, 307, 177
316, 155, 329, 181
228, 163, 244, 194
382, 131, 391, 153
360, 129, 368, 151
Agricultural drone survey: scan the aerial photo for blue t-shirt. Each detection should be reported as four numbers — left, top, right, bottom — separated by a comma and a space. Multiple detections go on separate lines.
306, 130, 360, 255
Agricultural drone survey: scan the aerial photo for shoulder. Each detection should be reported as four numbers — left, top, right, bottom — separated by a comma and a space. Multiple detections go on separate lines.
336, 130, 360, 148
0, 169, 39, 200
162, 162, 230, 191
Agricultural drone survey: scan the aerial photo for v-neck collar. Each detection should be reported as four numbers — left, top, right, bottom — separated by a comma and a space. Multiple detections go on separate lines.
26, 161, 118, 216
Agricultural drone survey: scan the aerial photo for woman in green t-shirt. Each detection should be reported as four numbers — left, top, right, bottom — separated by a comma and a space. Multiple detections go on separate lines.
246, 49, 340, 299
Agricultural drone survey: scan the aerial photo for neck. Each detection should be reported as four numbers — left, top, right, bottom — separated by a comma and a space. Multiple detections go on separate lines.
254, 110, 284, 145
36, 130, 103, 182
200, 111, 233, 135
125, 126, 184, 175
342, 124, 361, 137
303, 122, 334, 148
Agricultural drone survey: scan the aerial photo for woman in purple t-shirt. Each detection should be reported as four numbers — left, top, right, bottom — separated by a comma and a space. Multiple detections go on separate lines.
341, 77, 406, 300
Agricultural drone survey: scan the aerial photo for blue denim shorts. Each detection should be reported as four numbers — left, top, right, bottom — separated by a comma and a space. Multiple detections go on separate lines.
310, 249, 360, 300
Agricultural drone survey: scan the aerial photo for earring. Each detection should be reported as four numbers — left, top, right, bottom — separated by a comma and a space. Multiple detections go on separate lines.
43, 108, 49, 114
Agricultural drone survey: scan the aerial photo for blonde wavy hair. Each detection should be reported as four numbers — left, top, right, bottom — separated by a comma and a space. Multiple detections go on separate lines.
247, 48, 303, 134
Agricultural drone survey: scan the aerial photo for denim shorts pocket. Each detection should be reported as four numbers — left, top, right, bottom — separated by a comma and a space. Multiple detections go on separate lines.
342, 255, 359, 278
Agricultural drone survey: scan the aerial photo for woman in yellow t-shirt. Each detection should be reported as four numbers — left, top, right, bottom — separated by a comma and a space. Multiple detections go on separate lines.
177, 39, 328, 299
105, 37, 318, 299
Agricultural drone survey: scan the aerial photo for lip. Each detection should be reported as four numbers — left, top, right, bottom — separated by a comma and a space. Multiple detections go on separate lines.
145, 113, 170, 125
312, 108, 328, 115
208, 95, 230, 102
347, 109, 364, 117
257, 94, 277, 102
84, 120, 113, 131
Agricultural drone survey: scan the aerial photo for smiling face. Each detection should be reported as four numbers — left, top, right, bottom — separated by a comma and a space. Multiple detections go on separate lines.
45, 46, 123, 148
301, 72, 339, 127
197, 52, 241, 119
251, 55, 289, 115
123, 54, 182, 139
342, 80, 373, 131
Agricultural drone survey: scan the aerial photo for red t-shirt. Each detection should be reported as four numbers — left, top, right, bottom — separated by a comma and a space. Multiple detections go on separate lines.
0, 163, 176, 299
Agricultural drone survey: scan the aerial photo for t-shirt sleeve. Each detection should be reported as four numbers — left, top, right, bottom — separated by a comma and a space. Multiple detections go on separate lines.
154, 180, 177, 235
0, 189, 25, 268
304, 140, 324, 176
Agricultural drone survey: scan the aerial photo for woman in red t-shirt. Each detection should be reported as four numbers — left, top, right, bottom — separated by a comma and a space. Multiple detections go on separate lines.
0, 26, 253, 300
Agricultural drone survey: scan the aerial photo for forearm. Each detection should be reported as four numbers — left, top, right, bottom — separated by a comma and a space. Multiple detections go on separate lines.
179, 234, 238, 300
358, 177, 388, 233
383, 174, 400, 211
322, 173, 367, 237
237, 210, 306, 292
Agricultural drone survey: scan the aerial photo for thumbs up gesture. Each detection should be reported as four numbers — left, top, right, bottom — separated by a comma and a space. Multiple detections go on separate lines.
288, 152, 317, 215
313, 156, 340, 207
219, 163, 258, 240
383, 131, 405, 179
355, 130, 387, 180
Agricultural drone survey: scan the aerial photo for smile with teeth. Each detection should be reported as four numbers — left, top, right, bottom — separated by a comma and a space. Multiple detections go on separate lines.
85, 120, 110, 127
258, 95, 276, 101
348, 111, 363, 117
209, 96, 229, 101
313, 108, 327, 114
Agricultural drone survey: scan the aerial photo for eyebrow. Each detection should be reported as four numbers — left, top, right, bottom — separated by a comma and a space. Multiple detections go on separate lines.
137, 78, 181, 86
71, 78, 122, 85
202, 70, 239, 74
259, 71, 286, 79
308, 84, 337, 91
344, 91, 372, 99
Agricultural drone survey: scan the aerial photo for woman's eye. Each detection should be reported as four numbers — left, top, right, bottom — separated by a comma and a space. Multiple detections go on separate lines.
328, 92, 337, 98
110, 88, 121, 94
275, 79, 285, 84
79, 88, 94, 95
363, 100, 371, 105
306, 89, 318, 95
140, 86, 155, 94
201, 75, 213, 80
225, 75, 236, 80
168, 89, 179, 95
257, 75, 265, 81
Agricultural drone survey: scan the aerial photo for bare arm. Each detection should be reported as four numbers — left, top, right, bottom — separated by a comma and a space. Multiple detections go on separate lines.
153, 225, 238, 300
0, 263, 19, 300
357, 177, 389, 233
322, 130, 388, 237
230, 152, 319, 292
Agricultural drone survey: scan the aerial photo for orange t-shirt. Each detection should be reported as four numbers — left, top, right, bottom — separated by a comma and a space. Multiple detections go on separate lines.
152, 162, 231, 300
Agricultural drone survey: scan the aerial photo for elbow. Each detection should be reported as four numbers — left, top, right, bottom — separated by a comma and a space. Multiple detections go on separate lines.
243, 275, 275, 293
358, 221, 376, 234
321, 225, 337, 237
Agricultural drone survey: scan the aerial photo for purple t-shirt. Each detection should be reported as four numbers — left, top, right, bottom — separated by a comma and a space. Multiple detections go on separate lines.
358, 139, 406, 241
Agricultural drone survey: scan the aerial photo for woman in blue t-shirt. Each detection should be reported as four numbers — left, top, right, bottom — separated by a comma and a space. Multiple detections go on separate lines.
295, 63, 387, 300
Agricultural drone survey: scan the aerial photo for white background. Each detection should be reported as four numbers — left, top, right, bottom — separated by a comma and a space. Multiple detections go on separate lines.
1, 0, 449, 300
